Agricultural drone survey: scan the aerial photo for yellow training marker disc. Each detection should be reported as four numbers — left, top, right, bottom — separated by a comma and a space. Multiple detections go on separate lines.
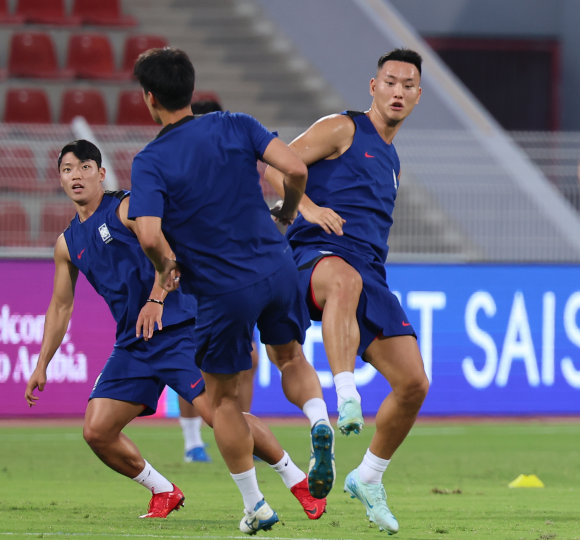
508, 474, 545, 488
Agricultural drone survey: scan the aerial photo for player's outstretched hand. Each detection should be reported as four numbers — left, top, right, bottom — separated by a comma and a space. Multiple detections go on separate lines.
301, 202, 345, 236
136, 301, 163, 341
25, 368, 47, 407
270, 200, 297, 226
159, 258, 181, 293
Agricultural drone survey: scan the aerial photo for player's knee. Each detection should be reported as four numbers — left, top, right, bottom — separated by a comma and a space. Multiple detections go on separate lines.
397, 373, 429, 409
83, 422, 110, 449
328, 269, 363, 298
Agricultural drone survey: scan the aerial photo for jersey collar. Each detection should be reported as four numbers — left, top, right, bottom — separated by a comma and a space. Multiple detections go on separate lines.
156, 115, 196, 140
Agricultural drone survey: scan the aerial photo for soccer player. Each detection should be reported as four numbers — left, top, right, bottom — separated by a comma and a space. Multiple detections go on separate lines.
128, 48, 334, 534
265, 49, 430, 534
24, 140, 327, 522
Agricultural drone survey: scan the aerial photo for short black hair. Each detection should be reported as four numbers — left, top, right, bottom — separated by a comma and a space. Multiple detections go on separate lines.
191, 100, 223, 115
133, 47, 195, 111
377, 48, 422, 76
58, 140, 102, 170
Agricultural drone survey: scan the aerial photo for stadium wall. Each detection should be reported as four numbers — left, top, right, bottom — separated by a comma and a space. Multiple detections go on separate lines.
2, 261, 580, 417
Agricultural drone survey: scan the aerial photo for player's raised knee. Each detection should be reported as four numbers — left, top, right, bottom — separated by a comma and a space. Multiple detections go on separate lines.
397, 372, 429, 409
82, 422, 110, 448
328, 267, 363, 297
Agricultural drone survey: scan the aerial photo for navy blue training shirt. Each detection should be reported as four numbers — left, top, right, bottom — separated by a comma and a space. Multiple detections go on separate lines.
287, 111, 401, 264
64, 191, 197, 347
128, 112, 290, 297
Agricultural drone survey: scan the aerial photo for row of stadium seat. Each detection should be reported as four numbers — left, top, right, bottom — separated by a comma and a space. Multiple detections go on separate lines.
0, 0, 135, 27
3, 88, 222, 124
0, 200, 78, 246
2, 33, 167, 80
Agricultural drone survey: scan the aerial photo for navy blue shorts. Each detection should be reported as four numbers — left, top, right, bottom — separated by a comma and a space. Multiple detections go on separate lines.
90, 319, 205, 416
194, 262, 310, 374
293, 245, 416, 358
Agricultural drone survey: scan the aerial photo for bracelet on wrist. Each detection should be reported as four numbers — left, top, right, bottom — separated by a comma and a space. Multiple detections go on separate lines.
146, 298, 164, 306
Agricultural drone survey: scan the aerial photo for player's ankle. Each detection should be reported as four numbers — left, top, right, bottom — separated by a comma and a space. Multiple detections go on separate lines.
357, 449, 390, 484
334, 372, 361, 407
132, 460, 173, 494
302, 397, 330, 427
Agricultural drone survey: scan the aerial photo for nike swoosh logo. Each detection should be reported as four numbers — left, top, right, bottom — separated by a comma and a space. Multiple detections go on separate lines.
77, 248, 85, 259
365, 152, 375, 158
306, 507, 318, 515
402, 321, 411, 326
284, 460, 289, 467
191, 378, 203, 389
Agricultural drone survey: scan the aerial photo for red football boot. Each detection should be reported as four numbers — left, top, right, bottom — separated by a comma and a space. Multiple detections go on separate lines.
139, 484, 185, 518
290, 478, 326, 519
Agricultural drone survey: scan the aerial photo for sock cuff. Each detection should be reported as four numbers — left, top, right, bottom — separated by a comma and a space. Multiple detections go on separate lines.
231, 467, 256, 481
333, 371, 355, 387
363, 449, 390, 472
269, 451, 289, 472
132, 460, 150, 481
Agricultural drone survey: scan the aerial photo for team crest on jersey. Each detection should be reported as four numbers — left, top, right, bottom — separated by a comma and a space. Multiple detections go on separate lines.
98, 223, 113, 244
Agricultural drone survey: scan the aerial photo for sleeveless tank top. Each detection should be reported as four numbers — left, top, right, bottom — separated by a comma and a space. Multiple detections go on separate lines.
287, 111, 401, 263
63, 191, 197, 347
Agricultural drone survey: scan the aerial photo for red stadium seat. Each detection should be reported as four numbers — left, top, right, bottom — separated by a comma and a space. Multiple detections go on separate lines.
116, 90, 156, 125
191, 91, 222, 105
8, 33, 72, 79
72, 0, 137, 27
39, 202, 76, 246
0, 146, 55, 193
16, 0, 81, 25
0, 202, 30, 247
66, 34, 127, 80
113, 149, 139, 190
60, 89, 108, 124
0, 0, 25, 24
122, 35, 168, 72
4, 89, 51, 124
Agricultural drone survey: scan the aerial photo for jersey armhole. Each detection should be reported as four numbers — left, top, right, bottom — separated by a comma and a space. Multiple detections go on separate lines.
343, 110, 365, 135
104, 190, 130, 202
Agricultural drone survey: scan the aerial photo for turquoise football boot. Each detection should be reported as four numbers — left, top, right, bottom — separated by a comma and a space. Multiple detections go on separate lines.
337, 397, 364, 435
239, 499, 279, 535
344, 469, 399, 534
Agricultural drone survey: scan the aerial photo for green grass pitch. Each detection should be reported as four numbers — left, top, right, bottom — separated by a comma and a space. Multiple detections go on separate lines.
1, 420, 579, 540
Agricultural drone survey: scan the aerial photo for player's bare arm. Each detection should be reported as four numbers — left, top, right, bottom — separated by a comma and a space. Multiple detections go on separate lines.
25, 235, 78, 406
117, 197, 172, 340
261, 138, 308, 225
133, 215, 180, 293
264, 114, 353, 235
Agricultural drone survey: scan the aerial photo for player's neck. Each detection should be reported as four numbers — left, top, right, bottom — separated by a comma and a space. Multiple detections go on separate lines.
158, 107, 194, 127
367, 108, 403, 145
75, 191, 105, 223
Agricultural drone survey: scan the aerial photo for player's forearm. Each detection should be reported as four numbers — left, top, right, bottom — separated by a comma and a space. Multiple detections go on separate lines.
150, 280, 168, 303
298, 194, 316, 215
280, 171, 307, 216
36, 302, 73, 370
264, 166, 286, 199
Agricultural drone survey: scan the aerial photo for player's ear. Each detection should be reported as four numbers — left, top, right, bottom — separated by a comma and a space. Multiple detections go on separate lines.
369, 77, 376, 97
99, 167, 106, 183
415, 86, 422, 105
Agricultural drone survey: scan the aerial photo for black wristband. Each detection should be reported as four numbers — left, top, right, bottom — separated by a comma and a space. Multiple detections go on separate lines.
146, 298, 164, 306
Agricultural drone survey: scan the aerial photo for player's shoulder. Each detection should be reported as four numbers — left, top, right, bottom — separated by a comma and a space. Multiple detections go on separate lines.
54, 233, 71, 262
311, 113, 357, 133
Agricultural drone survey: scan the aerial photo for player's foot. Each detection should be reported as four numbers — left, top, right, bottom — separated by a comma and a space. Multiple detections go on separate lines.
290, 478, 326, 519
344, 469, 399, 534
307, 420, 335, 499
239, 499, 279, 535
337, 397, 364, 435
184, 446, 211, 462
139, 484, 185, 518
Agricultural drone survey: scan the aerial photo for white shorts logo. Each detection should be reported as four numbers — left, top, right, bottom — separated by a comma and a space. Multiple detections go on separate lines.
320, 251, 334, 255
92, 372, 102, 391
98, 224, 112, 244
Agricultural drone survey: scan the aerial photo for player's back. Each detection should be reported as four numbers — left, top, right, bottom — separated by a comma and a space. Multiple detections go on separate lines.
64, 191, 196, 347
287, 111, 401, 264
130, 112, 289, 297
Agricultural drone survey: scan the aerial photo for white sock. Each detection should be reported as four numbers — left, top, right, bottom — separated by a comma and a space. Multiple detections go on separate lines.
333, 371, 361, 408
132, 460, 173, 494
357, 449, 390, 485
231, 467, 264, 512
270, 451, 306, 489
302, 397, 330, 428
179, 416, 204, 451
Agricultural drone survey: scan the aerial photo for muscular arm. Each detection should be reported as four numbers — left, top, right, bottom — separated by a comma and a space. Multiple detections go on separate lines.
25, 235, 78, 406
264, 114, 354, 234
118, 197, 175, 337
261, 138, 308, 224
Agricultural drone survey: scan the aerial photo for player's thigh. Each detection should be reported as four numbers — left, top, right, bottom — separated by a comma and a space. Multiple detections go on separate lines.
191, 391, 213, 427
311, 256, 363, 310
84, 398, 144, 438
201, 370, 243, 408
363, 335, 429, 400
179, 395, 199, 417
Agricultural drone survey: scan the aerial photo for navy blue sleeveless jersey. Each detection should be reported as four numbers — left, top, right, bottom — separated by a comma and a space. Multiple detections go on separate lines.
128, 113, 289, 297
287, 111, 401, 263
63, 191, 197, 348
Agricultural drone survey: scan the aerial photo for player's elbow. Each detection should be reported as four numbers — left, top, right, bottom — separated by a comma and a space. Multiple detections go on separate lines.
286, 160, 308, 182
137, 232, 160, 253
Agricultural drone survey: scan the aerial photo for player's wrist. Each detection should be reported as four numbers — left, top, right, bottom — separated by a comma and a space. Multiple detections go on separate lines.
146, 298, 165, 306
